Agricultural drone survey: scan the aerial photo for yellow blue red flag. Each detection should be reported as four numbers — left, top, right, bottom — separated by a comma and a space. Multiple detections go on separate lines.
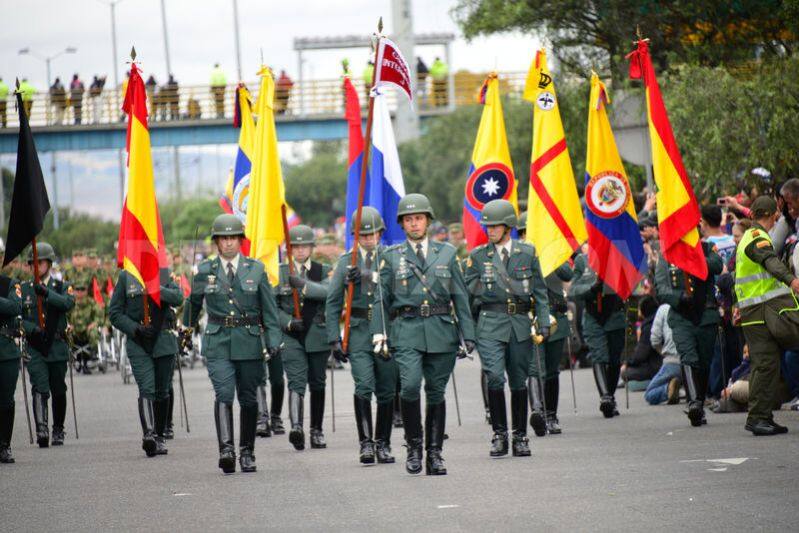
524, 50, 587, 276
462, 74, 517, 249
584, 73, 645, 299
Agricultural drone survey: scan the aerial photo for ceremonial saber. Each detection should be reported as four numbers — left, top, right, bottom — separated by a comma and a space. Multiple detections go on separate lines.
451, 368, 462, 427
565, 305, 578, 413
18, 335, 33, 444
330, 358, 336, 432
68, 349, 79, 439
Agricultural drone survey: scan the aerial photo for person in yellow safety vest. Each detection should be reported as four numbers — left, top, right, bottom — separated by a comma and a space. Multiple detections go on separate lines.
735, 195, 799, 436
0, 77, 8, 127
210, 63, 227, 119
429, 57, 449, 107
361, 61, 374, 103
18, 78, 36, 118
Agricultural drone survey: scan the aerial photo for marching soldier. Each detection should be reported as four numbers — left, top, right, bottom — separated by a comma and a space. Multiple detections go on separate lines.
70, 276, 104, 374
183, 214, 282, 473
464, 200, 549, 456
655, 241, 722, 427
326, 207, 398, 464
0, 257, 23, 463
109, 266, 183, 457
541, 261, 573, 434
372, 193, 476, 475
568, 252, 625, 418
21, 243, 75, 447
275, 225, 331, 451
733, 196, 799, 435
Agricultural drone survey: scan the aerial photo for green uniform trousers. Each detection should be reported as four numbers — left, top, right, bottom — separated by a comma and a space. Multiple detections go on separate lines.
394, 346, 456, 405
478, 329, 530, 391
206, 359, 264, 407
28, 355, 67, 396
282, 341, 328, 395
543, 338, 565, 380
583, 325, 625, 366
350, 349, 398, 403
0, 359, 19, 409
130, 354, 175, 401
259, 355, 285, 390
668, 313, 716, 370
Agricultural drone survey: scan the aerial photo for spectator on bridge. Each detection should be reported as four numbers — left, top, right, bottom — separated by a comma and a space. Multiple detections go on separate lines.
18, 78, 36, 118
210, 63, 226, 118
145, 75, 158, 118
275, 70, 294, 115
416, 57, 429, 102
644, 303, 683, 405
0, 77, 9, 127
362, 60, 374, 103
70, 74, 85, 125
49, 78, 66, 125
430, 56, 449, 107
88, 75, 106, 124
186, 92, 201, 120
164, 74, 179, 121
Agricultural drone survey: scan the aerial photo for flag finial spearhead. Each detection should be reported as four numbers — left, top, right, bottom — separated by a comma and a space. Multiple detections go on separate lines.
130, 46, 137, 61
15, 78, 20, 90
378, 17, 383, 33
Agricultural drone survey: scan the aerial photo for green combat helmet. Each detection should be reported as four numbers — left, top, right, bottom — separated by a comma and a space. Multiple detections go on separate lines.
396, 193, 435, 222
517, 211, 527, 232
289, 225, 315, 245
28, 242, 56, 263
211, 214, 245, 237
480, 199, 517, 228
352, 206, 385, 235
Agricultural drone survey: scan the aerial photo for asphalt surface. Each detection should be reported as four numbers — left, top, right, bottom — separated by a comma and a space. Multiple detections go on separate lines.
3, 358, 799, 532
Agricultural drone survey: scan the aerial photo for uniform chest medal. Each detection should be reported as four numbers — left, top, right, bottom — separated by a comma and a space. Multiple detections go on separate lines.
208, 275, 217, 289
484, 262, 495, 286
398, 256, 408, 286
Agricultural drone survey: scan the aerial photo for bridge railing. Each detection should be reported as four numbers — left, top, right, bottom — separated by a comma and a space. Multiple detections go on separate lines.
0, 71, 527, 129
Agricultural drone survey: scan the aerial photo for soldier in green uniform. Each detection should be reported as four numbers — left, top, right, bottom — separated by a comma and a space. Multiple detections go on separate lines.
21, 243, 75, 447
734, 196, 799, 435
183, 214, 282, 473
372, 193, 476, 476
464, 200, 549, 456
568, 252, 626, 418
275, 224, 331, 451
70, 277, 104, 374
326, 207, 398, 464
0, 260, 23, 464
109, 265, 183, 457
655, 241, 722, 427
541, 260, 573, 434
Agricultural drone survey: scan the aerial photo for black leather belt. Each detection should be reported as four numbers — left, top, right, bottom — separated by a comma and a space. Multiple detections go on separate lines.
391, 304, 449, 319
350, 307, 373, 320
481, 302, 531, 315
208, 314, 262, 328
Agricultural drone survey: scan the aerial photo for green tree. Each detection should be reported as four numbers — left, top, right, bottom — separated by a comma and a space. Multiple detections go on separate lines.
284, 141, 347, 227
38, 208, 120, 258
160, 197, 220, 243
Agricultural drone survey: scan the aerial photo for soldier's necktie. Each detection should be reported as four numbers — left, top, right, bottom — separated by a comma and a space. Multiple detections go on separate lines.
365, 251, 373, 270
416, 243, 425, 265
301, 265, 308, 278
227, 262, 235, 284
502, 248, 509, 268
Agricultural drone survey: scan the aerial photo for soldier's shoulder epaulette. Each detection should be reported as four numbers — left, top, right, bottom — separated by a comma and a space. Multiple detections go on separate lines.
472, 243, 487, 254
515, 240, 536, 255
385, 243, 403, 253
196, 259, 215, 275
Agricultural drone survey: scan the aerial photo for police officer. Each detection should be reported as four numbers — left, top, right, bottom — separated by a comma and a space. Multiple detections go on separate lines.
372, 193, 476, 475
183, 214, 282, 473
109, 266, 183, 457
275, 225, 331, 451
734, 196, 799, 435
568, 252, 625, 418
464, 200, 549, 456
541, 260, 573, 434
0, 262, 23, 463
655, 240, 722, 427
21, 243, 75, 447
326, 207, 398, 464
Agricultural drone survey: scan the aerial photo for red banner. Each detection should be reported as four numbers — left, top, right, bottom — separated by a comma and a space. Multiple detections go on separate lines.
374, 38, 413, 102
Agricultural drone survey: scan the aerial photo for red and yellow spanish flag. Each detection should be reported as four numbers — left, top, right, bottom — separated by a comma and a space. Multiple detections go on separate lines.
627, 40, 707, 280
462, 74, 517, 250
245, 66, 285, 284
117, 62, 167, 305
524, 50, 587, 276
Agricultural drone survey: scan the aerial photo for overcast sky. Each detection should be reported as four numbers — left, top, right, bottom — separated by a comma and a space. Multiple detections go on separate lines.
1, 0, 538, 88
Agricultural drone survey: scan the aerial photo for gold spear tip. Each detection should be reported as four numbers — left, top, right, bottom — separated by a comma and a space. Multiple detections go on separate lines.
378, 16, 383, 33
15, 77, 20, 90
130, 46, 137, 61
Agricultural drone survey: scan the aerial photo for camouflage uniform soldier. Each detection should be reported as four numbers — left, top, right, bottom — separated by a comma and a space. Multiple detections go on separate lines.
70, 277, 104, 374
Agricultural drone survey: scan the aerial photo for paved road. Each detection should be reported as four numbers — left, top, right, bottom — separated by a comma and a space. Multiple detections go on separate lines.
3, 358, 798, 532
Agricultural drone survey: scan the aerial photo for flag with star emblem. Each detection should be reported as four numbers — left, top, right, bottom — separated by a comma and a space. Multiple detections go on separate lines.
524, 49, 587, 276
462, 74, 517, 250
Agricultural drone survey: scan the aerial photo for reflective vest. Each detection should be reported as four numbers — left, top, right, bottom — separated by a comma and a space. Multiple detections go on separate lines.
734, 227, 791, 309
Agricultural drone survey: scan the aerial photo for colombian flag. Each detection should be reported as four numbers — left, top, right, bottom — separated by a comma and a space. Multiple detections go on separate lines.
627, 40, 707, 280
584, 73, 645, 300
524, 50, 587, 276
463, 74, 517, 250
245, 66, 286, 284
117, 62, 167, 305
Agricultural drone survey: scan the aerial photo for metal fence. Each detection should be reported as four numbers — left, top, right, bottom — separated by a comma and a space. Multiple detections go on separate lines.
0, 71, 528, 129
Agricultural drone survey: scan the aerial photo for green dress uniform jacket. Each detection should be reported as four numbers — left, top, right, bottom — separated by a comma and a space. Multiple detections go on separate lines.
183, 255, 282, 360
569, 254, 625, 332
325, 248, 381, 352
0, 277, 22, 362
21, 277, 75, 361
275, 261, 331, 353
108, 270, 184, 358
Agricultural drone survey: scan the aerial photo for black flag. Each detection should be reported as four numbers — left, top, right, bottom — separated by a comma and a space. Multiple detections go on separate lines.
3, 84, 50, 267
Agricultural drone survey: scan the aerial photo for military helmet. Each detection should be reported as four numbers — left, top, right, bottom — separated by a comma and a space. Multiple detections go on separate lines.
289, 225, 315, 245
28, 242, 56, 263
396, 193, 435, 222
352, 206, 385, 235
211, 214, 245, 237
481, 199, 517, 228
517, 211, 528, 232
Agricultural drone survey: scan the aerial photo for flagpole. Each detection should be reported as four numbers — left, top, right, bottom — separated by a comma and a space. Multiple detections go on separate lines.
281, 204, 302, 318
342, 18, 383, 354
30, 237, 45, 329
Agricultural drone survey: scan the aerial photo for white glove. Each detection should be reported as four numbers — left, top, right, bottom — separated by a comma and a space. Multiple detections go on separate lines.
372, 333, 388, 355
